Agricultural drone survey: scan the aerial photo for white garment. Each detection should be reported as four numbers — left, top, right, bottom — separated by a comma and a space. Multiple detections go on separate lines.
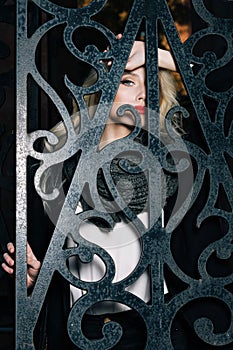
68, 210, 168, 314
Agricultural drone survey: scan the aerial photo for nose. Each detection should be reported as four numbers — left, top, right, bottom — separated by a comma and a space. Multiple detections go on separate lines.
137, 85, 146, 104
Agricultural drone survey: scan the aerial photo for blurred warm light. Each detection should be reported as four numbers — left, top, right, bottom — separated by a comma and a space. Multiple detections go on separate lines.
79, 0, 92, 7
175, 23, 192, 43
119, 11, 128, 22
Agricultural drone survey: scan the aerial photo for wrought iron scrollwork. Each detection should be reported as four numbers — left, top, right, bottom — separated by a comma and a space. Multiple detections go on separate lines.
15, 0, 233, 349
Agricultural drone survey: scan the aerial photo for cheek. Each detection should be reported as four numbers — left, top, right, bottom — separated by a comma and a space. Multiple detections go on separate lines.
110, 88, 134, 118
114, 92, 123, 104
114, 87, 131, 105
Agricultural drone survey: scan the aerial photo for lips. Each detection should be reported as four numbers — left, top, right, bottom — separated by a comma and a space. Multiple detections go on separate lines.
135, 106, 145, 114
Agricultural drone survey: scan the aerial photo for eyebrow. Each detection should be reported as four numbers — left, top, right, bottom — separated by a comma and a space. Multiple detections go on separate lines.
122, 70, 139, 77
123, 65, 146, 76
123, 69, 132, 74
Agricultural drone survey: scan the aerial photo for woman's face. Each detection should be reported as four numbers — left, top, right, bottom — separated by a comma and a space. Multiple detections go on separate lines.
109, 66, 146, 128
100, 41, 146, 147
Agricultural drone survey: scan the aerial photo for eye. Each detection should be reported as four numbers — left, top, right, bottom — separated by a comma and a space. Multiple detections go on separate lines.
120, 79, 135, 87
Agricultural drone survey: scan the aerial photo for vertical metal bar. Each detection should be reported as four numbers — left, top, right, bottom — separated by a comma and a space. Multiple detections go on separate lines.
15, 0, 31, 348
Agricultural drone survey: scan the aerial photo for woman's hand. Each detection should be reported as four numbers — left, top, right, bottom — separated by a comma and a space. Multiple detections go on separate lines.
2, 242, 41, 289
126, 40, 146, 71
106, 34, 176, 72
127, 43, 176, 71
117, 34, 176, 71
158, 48, 176, 71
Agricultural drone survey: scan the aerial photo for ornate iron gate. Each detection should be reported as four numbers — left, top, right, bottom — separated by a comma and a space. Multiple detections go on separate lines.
0, 0, 232, 349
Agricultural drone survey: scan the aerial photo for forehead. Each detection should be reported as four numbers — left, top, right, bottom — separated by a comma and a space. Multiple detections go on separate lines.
123, 66, 146, 77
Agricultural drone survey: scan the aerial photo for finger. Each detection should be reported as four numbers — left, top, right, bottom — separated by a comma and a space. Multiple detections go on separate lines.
1, 262, 14, 275
101, 34, 121, 68
3, 252, 14, 267
26, 243, 41, 269
26, 242, 37, 260
7, 242, 14, 254
116, 33, 122, 39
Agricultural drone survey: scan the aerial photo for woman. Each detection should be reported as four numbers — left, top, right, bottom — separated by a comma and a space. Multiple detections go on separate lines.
2, 39, 179, 349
